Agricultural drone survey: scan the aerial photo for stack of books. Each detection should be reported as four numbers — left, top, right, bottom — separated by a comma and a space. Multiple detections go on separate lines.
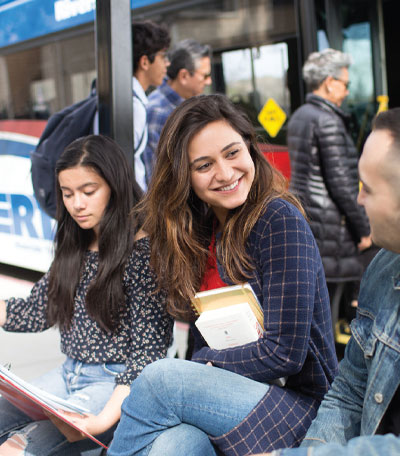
193, 284, 264, 349
192, 283, 286, 387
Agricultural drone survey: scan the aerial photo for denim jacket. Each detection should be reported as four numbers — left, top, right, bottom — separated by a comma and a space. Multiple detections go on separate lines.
273, 249, 400, 456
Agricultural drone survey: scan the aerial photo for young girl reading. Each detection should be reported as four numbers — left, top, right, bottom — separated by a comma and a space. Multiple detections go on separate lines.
0, 135, 173, 455
108, 95, 338, 456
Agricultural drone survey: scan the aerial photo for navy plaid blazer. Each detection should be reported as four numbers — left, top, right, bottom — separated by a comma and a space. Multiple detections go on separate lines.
192, 198, 338, 455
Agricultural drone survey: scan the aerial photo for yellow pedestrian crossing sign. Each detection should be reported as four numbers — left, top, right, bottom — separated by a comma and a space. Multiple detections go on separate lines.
377, 94, 389, 113
258, 98, 287, 138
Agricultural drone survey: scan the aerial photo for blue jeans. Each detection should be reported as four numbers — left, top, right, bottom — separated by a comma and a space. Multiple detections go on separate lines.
107, 358, 270, 456
0, 357, 125, 455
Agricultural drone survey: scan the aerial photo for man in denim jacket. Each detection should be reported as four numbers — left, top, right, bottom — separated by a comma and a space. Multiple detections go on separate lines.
255, 108, 400, 455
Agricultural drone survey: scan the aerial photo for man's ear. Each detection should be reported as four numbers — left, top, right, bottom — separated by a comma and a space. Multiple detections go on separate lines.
177, 68, 191, 85
138, 54, 150, 71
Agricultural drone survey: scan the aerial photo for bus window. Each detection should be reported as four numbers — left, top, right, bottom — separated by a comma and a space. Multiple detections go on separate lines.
342, 8, 375, 152
71, 70, 97, 104
0, 34, 95, 122
221, 42, 290, 144
30, 79, 55, 120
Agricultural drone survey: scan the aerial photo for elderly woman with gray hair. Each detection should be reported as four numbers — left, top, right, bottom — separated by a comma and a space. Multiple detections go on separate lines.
287, 48, 372, 333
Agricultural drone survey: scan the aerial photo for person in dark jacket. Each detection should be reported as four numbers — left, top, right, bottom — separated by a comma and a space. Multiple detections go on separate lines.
287, 48, 372, 330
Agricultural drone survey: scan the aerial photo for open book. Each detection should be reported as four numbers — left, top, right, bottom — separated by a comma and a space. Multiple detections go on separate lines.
193, 284, 286, 387
0, 364, 108, 449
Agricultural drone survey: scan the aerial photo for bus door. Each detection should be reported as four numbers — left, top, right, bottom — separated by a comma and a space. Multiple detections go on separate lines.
314, 0, 384, 152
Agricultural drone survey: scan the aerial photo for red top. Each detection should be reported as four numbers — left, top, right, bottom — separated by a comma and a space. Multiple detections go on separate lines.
200, 232, 227, 291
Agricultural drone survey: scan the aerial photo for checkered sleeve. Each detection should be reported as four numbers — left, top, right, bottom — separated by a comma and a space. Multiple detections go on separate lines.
143, 106, 170, 185
192, 200, 320, 383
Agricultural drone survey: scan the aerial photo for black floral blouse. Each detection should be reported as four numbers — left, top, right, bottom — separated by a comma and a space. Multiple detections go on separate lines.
4, 237, 173, 386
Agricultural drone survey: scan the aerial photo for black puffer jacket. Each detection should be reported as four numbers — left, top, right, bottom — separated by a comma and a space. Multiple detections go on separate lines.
287, 94, 370, 282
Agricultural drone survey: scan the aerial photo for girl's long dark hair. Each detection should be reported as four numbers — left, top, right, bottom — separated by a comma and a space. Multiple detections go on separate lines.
47, 135, 141, 332
136, 94, 303, 321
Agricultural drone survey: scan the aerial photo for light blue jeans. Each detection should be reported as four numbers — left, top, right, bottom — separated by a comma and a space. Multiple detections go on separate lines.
0, 357, 125, 455
107, 358, 270, 456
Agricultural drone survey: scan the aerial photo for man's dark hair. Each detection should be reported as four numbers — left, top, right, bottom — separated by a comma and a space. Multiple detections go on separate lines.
167, 39, 211, 80
132, 20, 170, 72
373, 108, 400, 153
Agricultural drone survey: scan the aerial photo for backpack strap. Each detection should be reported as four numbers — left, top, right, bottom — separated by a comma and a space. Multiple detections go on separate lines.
133, 90, 146, 154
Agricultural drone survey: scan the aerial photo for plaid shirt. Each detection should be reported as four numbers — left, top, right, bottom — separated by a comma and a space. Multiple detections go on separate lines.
143, 80, 184, 185
192, 198, 338, 455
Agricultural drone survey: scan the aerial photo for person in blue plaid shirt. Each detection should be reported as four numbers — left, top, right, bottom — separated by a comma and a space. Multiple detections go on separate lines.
143, 39, 211, 186
108, 94, 338, 456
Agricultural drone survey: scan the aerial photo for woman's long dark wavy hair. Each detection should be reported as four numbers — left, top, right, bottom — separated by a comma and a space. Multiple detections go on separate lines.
47, 135, 141, 332
136, 94, 304, 321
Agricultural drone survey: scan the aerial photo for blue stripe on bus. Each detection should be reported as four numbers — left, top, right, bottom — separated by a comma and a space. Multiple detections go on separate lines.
0, 139, 33, 158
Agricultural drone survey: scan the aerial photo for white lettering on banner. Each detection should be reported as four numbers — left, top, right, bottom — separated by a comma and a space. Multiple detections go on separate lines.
54, 0, 95, 22
0, 192, 54, 272
0, 192, 54, 241
0, 130, 54, 271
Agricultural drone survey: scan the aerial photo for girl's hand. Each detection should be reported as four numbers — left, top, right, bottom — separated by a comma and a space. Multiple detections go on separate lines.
46, 410, 110, 442
46, 384, 130, 442
45, 410, 87, 442
0, 299, 7, 327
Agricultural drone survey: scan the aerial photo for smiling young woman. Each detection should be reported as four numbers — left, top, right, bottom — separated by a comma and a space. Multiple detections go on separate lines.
107, 95, 339, 456
188, 119, 255, 225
